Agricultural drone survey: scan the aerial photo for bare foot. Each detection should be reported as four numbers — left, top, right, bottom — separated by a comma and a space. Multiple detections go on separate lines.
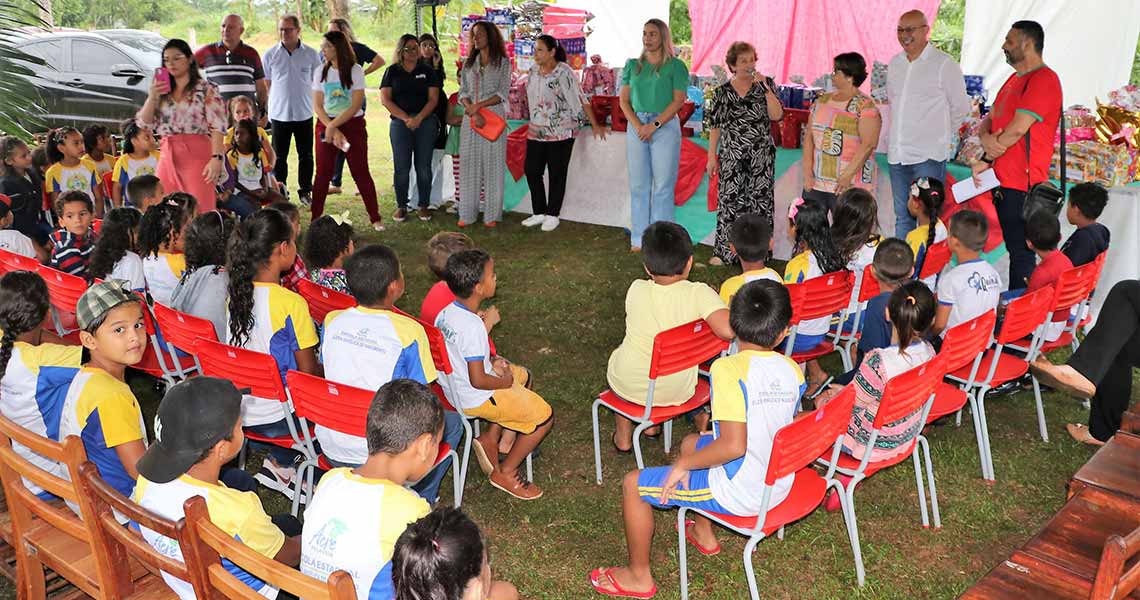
589, 566, 655, 597
1030, 357, 1096, 399
1066, 423, 1106, 446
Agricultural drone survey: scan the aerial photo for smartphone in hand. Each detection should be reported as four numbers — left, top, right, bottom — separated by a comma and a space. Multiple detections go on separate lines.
154, 67, 171, 90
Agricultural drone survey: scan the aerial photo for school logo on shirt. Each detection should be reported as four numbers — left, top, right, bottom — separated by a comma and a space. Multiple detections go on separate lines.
137, 164, 156, 176
310, 518, 349, 555
65, 174, 89, 192
239, 159, 260, 181
968, 271, 1000, 294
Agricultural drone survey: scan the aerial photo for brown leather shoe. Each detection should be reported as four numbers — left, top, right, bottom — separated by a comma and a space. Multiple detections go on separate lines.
489, 470, 543, 500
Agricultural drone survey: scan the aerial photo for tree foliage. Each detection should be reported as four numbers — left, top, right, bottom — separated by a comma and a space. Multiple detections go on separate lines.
0, 0, 47, 139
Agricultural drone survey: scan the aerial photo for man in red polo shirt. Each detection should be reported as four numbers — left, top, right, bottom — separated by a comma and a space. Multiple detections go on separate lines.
970, 20, 1061, 290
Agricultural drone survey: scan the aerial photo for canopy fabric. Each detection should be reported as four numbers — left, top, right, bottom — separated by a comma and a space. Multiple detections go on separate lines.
960, 0, 1140, 109
688, 0, 940, 81
554, 0, 670, 67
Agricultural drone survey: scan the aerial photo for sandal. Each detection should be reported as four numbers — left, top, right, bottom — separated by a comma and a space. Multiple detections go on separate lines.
589, 567, 656, 599
1066, 423, 1106, 447
678, 519, 721, 556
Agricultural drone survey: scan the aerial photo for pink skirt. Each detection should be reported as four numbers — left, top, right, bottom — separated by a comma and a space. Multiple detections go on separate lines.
157, 134, 216, 211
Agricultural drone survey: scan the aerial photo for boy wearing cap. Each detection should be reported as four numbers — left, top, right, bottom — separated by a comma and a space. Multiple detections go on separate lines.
0, 193, 40, 260
134, 377, 302, 600
58, 280, 148, 497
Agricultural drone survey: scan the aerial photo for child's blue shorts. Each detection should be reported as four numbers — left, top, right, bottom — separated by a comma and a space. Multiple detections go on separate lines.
776, 332, 826, 354
636, 435, 738, 515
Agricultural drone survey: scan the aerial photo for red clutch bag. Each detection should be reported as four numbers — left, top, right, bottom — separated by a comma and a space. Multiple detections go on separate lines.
472, 108, 507, 142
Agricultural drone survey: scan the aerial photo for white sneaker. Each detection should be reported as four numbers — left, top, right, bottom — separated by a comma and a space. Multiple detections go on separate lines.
253, 458, 310, 503
521, 214, 546, 227
541, 216, 560, 231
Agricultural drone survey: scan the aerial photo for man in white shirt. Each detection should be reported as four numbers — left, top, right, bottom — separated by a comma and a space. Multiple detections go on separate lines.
886, 9, 971, 238
263, 15, 322, 206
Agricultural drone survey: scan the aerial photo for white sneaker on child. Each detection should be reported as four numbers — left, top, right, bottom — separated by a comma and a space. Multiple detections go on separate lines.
253, 458, 310, 503
541, 216, 560, 231
521, 214, 546, 227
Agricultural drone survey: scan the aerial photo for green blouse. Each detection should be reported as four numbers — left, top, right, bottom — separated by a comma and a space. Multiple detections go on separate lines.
621, 57, 689, 114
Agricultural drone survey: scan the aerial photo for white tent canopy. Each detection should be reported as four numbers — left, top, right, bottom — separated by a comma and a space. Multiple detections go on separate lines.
961, 0, 1140, 109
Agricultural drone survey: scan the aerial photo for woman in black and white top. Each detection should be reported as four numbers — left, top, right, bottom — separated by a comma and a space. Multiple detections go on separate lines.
381, 34, 441, 223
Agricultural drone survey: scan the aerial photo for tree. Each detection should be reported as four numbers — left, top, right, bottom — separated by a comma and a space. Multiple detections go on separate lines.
669, 0, 691, 44
0, 0, 47, 139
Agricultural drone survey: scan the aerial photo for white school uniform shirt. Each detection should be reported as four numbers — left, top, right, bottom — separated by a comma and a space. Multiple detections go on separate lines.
845, 239, 879, 313
434, 301, 493, 410
886, 44, 971, 165
300, 468, 430, 600
0, 229, 36, 258
708, 350, 806, 515
111, 250, 147, 293
936, 259, 1002, 335
142, 252, 186, 306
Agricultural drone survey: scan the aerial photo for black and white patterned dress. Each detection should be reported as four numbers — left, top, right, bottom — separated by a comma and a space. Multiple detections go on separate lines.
707, 80, 777, 262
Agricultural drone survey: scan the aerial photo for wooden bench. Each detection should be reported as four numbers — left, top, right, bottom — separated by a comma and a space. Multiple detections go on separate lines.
1069, 432, 1140, 503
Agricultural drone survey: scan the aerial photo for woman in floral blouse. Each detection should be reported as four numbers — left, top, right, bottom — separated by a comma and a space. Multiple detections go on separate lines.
521, 35, 606, 232
136, 38, 227, 211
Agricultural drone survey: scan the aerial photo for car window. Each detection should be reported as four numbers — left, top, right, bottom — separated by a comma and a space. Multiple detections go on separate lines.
72, 40, 130, 74
21, 40, 63, 70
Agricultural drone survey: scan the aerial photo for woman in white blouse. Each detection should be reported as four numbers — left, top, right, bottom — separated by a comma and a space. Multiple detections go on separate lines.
521, 35, 606, 232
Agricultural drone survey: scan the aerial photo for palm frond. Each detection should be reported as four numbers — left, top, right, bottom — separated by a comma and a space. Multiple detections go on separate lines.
0, 0, 48, 140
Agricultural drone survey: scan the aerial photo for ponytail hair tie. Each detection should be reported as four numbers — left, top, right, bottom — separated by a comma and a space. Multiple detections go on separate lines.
430, 538, 441, 551
788, 197, 805, 220
906, 295, 917, 305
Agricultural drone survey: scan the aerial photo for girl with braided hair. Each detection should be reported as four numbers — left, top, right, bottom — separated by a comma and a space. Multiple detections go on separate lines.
905, 176, 948, 287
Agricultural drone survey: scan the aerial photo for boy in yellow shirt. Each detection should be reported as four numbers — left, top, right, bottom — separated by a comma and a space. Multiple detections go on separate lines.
719, 213, 781, 304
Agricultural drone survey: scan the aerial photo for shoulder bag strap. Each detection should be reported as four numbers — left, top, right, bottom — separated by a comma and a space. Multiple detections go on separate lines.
1021, 72, 1066, 197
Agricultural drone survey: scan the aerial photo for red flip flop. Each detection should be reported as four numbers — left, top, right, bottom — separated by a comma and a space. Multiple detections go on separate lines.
678, 519, 721, 556
589, 567, 656, 599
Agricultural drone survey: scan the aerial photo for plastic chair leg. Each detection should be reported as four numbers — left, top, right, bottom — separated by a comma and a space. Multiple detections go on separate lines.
743, 536, 762, 600
911, 444, 930, 528
834, 479, 866, 586
525, 452, 533, 482
965, 393, 989, 480
975, 389, 996, 481
591, 400, 604, 485
448, 449, 461, 508
1031, 375, 1049, 443
632, 421, 651, 470
677, 508, 690, 600
663, 420, 672, 454
459, 418, 474, 497
921, 436, 941, 529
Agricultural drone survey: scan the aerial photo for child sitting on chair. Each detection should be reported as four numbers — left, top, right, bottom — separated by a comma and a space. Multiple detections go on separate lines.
931, 210, 1002, 338
304, 214, 354, 293
590, 280, 800, 598
718, 213, 779, 304
1061, 182, 1109, 268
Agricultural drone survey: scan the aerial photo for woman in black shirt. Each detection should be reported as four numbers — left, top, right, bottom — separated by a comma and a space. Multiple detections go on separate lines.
381, 34, 441, 222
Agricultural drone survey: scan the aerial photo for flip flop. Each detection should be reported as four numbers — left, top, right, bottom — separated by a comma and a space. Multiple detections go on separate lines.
677, 519, 721, 556
472, 439, 496, 476
589, 567, 656, 599
1066, 423, 1106, 447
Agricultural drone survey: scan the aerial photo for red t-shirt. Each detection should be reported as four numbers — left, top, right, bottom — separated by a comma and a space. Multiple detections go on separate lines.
420, 280, 497, 354
990, 66, 1062, 191
1028, 250, 1073, 320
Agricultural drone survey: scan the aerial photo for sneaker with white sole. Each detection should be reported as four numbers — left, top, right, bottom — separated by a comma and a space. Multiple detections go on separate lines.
541, 216, 560, 231
253, 458, 310, 503
521, 214, 546, 227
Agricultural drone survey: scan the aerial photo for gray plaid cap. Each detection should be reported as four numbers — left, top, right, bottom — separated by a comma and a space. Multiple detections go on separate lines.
76, 279, 138, 331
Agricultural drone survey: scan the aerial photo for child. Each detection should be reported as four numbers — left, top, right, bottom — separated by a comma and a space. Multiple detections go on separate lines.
111, 119, 160, 208
0, 271, 82, 495
87, 207, 146, 292
162, 190, 198, 216
607, 222, 733, 452
125, 174, 165, 213
321, 243, 463, 502
221, 119, 281, 218
139, 202, 189, 306
1062, 182, 1110, 267
0, 136, 51, 249
49, 191, 96, 278
134, 377, 301, 599
784, 198, 846, 391
817, 281, 937, 510
304, 214, 355, 293
436, 249, 554, 500
44, 127, 105, 218
59, 280, 148, 497
81, 124, 115, 181
225, 95, 276, 170
420, 231, 477, 324
832, 188, 881, 323
444, 91, 465, 211
1025, 210, 1073, 342
170, 210, 235, 341
590, 280, 799, 598
718, 213, 780, 304
0, 194, 38, 260
906, 177, 948, 287
268, 201, 308, 292
300, 379, 439, 598
932, 210, 1002, 338
851, 238, 915, 372
227, 208, 320, 500
393, 506, 519, 600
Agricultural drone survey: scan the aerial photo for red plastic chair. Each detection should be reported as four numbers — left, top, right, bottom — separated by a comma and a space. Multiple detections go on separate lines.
91, 218, 103, 236
592, 319, 731, 482
784, 271, 854, 383
285, 370, 460, 507
101, 171, 113, 201
926, 310, 997, 480
152, 302, 218, 374
192, 338, 314, 515
678, 385, 864, 599
131, 298, 181, 385
917, 240, 951, 285
1070, 251, 1108, 352
0, 248, 38, 274
36, 264, 86, 337
836, 264, 882, 369
297, 279, 356, 326
945, 286, 1055, 480
1009, 263, 1099, 357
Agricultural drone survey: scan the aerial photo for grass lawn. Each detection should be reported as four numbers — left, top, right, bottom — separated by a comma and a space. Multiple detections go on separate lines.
4, 88, 1128, 600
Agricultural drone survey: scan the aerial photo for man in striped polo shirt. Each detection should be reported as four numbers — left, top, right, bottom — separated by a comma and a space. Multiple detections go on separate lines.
194, 14, 269, 125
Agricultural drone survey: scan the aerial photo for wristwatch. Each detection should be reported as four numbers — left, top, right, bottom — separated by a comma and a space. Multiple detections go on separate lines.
211, 154, 223, 162
653, 120, 662, 128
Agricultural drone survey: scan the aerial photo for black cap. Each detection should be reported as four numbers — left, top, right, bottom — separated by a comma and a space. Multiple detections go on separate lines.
136, 377, 246, 484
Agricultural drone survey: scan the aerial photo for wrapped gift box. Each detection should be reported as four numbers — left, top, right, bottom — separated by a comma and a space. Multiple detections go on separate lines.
780, 108, 810, 148
1052, 141, 1139, 187
507, 74, 529, 120
581, 56, 615, 98
590, 95, 614, 126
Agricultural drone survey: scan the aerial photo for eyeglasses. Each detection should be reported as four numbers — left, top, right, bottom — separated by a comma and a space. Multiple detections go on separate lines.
897, 25, 928, 34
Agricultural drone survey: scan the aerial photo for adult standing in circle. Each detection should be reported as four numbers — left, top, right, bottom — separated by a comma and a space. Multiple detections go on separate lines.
408, 33, 449, 209
137, 39, 227, 212
705, 41, 783, 265
381, 34, 441, 223
325, 18, 385, 196
263, 15, 322, 206
802, 52, 882, 213
194, 15, 269, 123
887, 9, 971, 238
620, 19, 688, 251
310, 31, 384, 231
521, 35, 607, 232
971, 21, 1061, 290
458, 21, 511, 227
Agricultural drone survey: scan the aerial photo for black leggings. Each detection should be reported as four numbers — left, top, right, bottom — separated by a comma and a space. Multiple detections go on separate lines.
524, 138, 575, 217
1068, 280, 1140, 441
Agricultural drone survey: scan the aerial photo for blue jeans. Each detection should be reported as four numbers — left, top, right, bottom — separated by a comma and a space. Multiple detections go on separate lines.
391, 115, 439, 210
324, 411, 464, 504
220, 191, 258, 219
888, 160, 947, 239
627, 112, 681, 248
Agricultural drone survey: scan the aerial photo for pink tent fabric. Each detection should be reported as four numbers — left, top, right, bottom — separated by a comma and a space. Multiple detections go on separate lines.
689, 0, 941, 84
